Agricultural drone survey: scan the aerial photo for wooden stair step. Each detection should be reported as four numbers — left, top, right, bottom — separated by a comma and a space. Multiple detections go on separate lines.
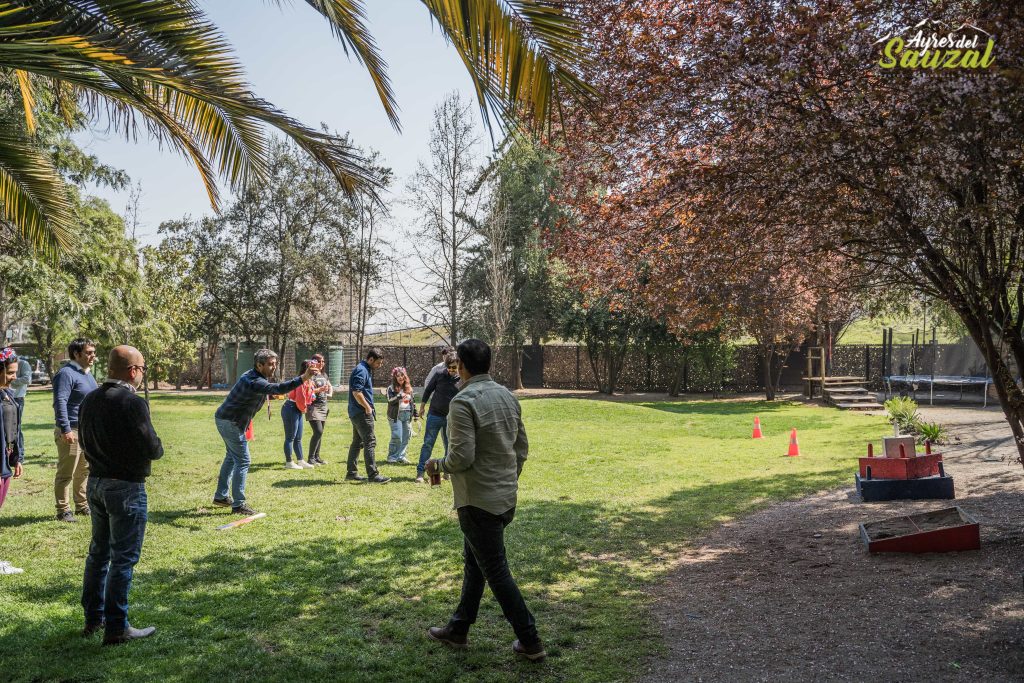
835, 401, 884, 410
805, 376, 868, 385
825, 386, 870, 394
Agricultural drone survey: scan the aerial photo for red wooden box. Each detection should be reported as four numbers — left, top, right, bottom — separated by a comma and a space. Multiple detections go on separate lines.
858, 452, 943, 480
859, 506, 980, 554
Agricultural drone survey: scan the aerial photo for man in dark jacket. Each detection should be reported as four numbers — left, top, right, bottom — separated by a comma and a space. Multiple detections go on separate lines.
415, 352, 460, 482
213, 349, 318, 515
78, 346, 163, 645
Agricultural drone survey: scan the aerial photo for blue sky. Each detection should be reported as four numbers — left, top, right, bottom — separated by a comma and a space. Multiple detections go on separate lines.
75, 0, 482, 244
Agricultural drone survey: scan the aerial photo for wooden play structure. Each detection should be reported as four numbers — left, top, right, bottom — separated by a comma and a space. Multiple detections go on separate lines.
803, 346, 883, 410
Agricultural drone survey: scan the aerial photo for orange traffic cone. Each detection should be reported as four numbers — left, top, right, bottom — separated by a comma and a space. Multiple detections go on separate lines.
752, 416, 764, 439
786, 428, 800, 457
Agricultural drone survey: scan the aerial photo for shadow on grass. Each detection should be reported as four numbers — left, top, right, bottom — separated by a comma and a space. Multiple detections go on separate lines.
0, 513, 56, 529
2, 468, 857, 683
634, 399, 801, 417
149, 508, 222, 528
271, 479, 343, 489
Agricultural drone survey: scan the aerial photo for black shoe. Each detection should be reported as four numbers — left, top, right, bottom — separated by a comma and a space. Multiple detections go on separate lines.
82, 621, 105, 637
76, 507, 91, 516
56, 511, 77, 523
212, 497, 233, 508
512, 639, 546, 661
344, 473, 367, 481
369, 475, 391, 484
103, 624, 156, 645
231, 504, 257, 516
427, 626, 468, 648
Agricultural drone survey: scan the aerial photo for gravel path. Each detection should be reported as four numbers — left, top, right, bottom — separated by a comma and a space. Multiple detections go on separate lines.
642, 405, 1024, 682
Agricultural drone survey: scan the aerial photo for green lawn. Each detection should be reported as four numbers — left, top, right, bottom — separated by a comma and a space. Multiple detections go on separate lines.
0, 392, 883, 682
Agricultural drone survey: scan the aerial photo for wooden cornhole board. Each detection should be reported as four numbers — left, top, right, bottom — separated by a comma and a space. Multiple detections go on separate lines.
859, 506, 980, 553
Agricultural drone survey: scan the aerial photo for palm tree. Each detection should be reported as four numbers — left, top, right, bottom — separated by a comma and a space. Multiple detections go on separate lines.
0, 0, 593, 256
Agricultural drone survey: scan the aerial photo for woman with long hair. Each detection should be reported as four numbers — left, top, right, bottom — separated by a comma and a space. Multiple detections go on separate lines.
306, 353, 332, 465
0, 348, 25, 574
281, 359, 316, 469
385, 366, 416, 465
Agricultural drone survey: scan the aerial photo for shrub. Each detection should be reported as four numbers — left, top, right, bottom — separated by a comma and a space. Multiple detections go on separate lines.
916, 421, 948, 445
884, 396, 921, 434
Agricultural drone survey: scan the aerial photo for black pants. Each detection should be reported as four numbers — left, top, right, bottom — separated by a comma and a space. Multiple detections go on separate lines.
308, 420, 325, 462
448, 505, 539, 646
347, 414, 379, 478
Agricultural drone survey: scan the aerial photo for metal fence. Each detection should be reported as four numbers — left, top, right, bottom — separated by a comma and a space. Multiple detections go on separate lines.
181, 340, 989, 394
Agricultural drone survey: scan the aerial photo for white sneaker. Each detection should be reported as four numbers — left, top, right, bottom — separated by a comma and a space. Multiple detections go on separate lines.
299, 461, 315, 469
285, 461, 303, 470
0, 560, 24, 575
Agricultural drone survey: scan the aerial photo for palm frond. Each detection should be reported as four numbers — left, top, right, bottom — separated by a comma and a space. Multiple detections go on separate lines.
0, 0, 380, 204
0, 125, 75, 256
419, 0, 595, 132
284, 0, 401, 131
14, 69, 36, 133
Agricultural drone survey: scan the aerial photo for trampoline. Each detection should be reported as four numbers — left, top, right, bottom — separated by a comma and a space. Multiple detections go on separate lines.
885, 374, 992, 407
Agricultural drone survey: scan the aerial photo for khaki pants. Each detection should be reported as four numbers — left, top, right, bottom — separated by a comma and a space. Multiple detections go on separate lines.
54, 428, 89, 514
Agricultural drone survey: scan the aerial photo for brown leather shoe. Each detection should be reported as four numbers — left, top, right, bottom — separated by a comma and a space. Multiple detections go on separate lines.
512, 639, 546, 661
427, 625, 468, 648
103, 624, 156, 645
82, 621, 105, 637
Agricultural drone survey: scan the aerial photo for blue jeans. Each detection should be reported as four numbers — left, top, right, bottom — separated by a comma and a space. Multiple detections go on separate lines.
387, 411, 413, 461
417, 413, 448, 476
81, 477, 148, 632
281, 400, 305, 462
215, 418, 249, 506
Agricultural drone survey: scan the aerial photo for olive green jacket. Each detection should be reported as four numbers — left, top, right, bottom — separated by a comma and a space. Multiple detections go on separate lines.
440, 374, 528, 515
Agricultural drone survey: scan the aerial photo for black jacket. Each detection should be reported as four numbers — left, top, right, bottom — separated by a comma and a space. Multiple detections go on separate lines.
79, 381, 163, 483
422, 371, 460, 417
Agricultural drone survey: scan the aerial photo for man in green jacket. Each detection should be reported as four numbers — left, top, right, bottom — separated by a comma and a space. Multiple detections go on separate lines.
425, 339, 545, 661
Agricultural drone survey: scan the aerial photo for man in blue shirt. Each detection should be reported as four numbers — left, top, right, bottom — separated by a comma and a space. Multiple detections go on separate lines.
213, 348, 318, 515
52, 338, 99, 523
346, 347, 389, 483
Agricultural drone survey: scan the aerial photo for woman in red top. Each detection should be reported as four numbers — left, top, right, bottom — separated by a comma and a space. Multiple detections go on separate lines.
282, 360, 316, 470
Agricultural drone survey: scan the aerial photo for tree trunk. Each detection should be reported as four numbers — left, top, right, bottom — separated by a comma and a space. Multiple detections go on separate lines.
668, 361, 684, 397
511, 344, 524, 390
279, 330, 289, 380
772, 346, 789, 398
0, 281, 7, 342
959, 311, 1024, 469
763, 345, 776, 401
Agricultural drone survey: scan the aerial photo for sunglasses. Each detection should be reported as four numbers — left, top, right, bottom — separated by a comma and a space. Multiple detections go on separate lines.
129, 365, 147, 374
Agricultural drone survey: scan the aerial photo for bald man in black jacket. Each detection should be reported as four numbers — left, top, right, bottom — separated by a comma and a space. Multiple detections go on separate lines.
78, 345, 162, 645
